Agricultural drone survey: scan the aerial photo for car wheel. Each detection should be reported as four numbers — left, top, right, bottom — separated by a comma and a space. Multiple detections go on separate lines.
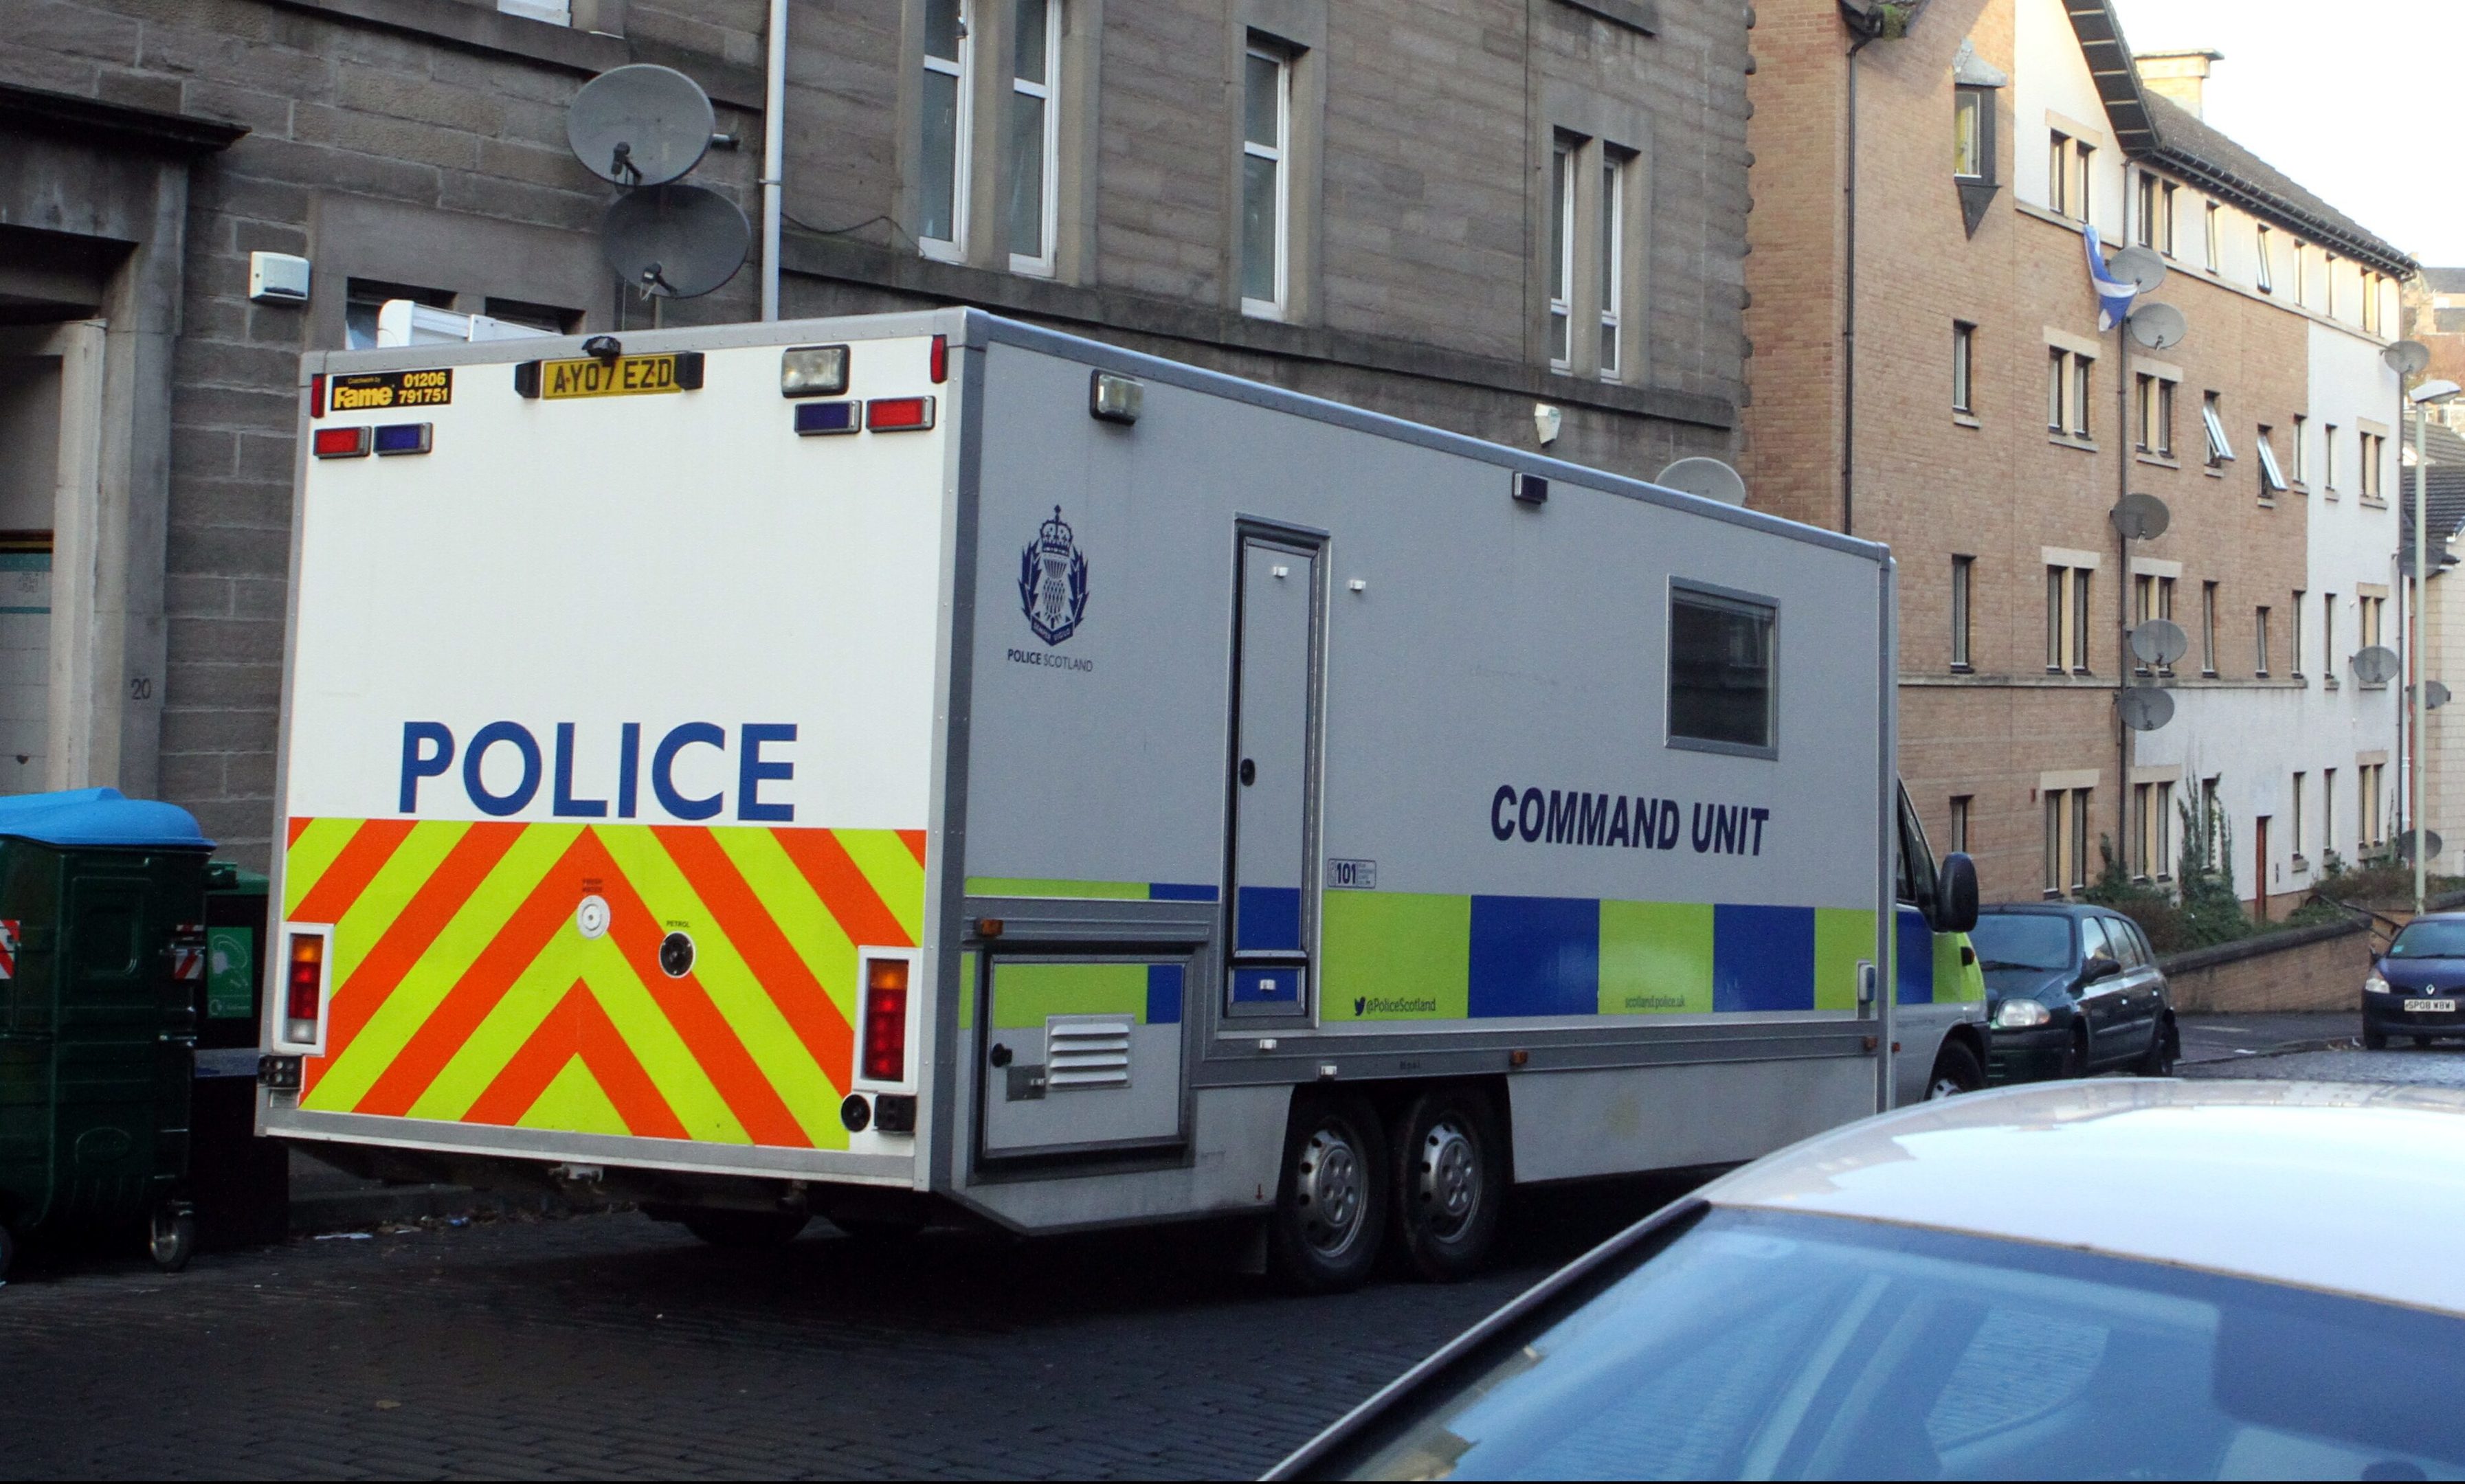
1925, 1039, 1986, 1100
680, 1209, 810, 1248
2365, 1022, 2389, 1050
1268, 1092, 1387, 1294
148, 1205, 195, 1273
2137, 1016, 2176, 1077
1387, 1088, 1505, 1283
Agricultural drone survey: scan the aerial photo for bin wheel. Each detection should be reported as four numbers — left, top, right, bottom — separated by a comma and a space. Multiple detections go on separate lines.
1267, 1091, 1387, 1294
680, 1209, 810, 1248
1388, 1087, 1505, 1283
148, 1206, 195, 1273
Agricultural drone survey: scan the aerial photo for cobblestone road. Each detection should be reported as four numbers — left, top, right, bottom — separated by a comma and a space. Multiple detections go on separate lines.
2180, 1042, 2465, 1087
0, 1182, 1677, 1481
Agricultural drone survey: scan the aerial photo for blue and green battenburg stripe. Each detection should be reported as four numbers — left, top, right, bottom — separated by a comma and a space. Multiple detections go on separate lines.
958, 879, 1979, 1023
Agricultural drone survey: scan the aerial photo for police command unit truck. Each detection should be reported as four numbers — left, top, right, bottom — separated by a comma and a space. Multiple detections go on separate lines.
260, 311, 1983, 1289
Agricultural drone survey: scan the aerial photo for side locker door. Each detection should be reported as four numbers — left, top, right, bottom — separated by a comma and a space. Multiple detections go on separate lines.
1225, 532, 1321, 1018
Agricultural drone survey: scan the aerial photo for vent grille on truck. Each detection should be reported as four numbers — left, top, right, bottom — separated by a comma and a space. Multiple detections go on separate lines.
1045, 1015, 1133, 1089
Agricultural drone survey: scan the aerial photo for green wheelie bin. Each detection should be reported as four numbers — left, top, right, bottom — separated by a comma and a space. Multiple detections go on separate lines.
0, 787, 215, 1280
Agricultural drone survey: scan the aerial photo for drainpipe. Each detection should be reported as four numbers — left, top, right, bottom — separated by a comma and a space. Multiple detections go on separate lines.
1842, 32, 1871, 535
760, 0, 788, 321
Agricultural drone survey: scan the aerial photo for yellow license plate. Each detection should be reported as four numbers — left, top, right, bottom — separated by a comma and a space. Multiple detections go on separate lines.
537, 352, 704, 399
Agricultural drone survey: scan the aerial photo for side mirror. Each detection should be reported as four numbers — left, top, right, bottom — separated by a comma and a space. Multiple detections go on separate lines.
1934, 852, 1979, 934
2084, 956, 2123, 984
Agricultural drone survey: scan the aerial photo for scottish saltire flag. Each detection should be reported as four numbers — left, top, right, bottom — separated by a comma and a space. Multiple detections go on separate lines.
2084, 225, 2138, 331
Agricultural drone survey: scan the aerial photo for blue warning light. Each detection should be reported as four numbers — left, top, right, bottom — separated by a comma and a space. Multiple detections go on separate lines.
372, 422, 433, 456
794, 401, 860, 437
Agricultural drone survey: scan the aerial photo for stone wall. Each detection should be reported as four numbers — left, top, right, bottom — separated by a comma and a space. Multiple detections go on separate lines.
2159, 917, 2369, 1014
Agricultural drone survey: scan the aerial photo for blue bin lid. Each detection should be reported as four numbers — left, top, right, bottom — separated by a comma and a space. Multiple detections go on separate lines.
0, 787, 214, 850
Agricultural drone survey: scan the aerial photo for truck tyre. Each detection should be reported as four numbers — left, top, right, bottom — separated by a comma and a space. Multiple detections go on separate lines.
148, 1205, 195, 1273
1388, 1088, 1504, 1283
1267, 1092, 1387, 1294
1925, 1039, 1986, 1100
681, 1209, 810, 1248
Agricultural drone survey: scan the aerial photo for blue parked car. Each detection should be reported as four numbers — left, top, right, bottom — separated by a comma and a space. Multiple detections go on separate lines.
1969, 903, 2174, 1082
2363, 912, 2465, 1049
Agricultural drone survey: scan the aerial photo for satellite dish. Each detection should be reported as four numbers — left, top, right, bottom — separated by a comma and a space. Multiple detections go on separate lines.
2399, 830, 2445, 863
2127, 301, 2187, 351
2425, 679, 2454, 711
1657, 457, 1748, 507
2110, 492, 2172, 541
2353, 644, 2402, 686
2117, 684, 2174, 732
2130, 619, 2188, 668
601, 185, 750, 298
2110, 245, 2169, 294
568, 65, 714, 187
2387, 339, 2433, 377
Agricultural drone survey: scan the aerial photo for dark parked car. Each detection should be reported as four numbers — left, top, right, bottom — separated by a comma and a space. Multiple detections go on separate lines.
2363, 912, 2465, 1048
1969, 904, 2174, 1082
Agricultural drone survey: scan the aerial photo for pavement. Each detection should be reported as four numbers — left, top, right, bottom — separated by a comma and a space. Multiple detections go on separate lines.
0, 1176, 1684, 1481
2176, 1011, 2359, 1064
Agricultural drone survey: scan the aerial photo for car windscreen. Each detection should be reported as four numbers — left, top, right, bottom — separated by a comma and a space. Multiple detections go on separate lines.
1965, 913, 2074, 972
2387, 921, 2465, 959
1325, 1208, 2465, 1481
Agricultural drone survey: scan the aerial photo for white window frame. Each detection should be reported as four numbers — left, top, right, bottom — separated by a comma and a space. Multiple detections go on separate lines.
1952, 322, 1975, 414
2255, 224, 2274, 293
920, 0, 974, 263
2202, 394, 2235, 465
1547, 135, 1575, 370
1598, 153, 1625, 382
498, 0, 570, 21
1239, 43, 1292, 320
2205, 200, 2222, 271
2323, 423, 2340, 493
2256, 428, 2287, 493
1007, 0, 1061, 276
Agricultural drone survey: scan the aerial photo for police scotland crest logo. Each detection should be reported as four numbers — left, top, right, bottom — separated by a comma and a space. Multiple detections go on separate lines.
1019, 506, 1090, 645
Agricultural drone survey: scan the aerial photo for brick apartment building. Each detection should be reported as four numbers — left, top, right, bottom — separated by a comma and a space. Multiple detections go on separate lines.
1743, 0, 2415, 912
0, 0, 1753, 868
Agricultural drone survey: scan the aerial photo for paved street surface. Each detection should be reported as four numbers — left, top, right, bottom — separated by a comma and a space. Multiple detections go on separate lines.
0, 1181, 1679, 1481
2178, 1012, 2358, 1064
2179, 1042, 2465, 1087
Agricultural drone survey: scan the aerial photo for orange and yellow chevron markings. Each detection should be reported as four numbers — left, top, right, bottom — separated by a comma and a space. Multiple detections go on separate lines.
282, 818, 927, 1150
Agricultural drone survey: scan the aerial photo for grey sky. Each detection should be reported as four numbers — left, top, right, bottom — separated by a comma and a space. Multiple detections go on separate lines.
2108, 0, 2453, 267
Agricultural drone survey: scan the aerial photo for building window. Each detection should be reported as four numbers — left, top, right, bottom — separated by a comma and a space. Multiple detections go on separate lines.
2294, 241, 2308, 303
2365, 272, 2383, 334
2255, 224, 2274, 293
1546, 135, 1574, 368
2324, 424, 2340, 493
2326, 254, 2339, 317
2291, 589, 2306, 677
2161, 181, 2178, 256
2073, 139, 2095, 226
2049, 348, 2093, 439
1949, 795, 1972, 855
2046, 564, 2091, 673
2159, 576, 2177, 675
1006, 0, 1060, 273
2323, 768, 2337, 857
2045, 787, 2091, 897
2201, 580, 2219, 676
2292, 416, 2308, 485
2293, 772, 2307, 857
2049, 129, 2071, 215
919, 0, 972, 259
2255, 605, 2271, 677
2136, 373, 2174, 456
1951, 554, 1974, 669
2257, 425, 2287, 498
2324, 592, 2337, 681
1952, 322, 1975, 414
2361, 763, 2384, 847
2205, 199, 2222, 270
2134, 171, 2161, 249
2361, 431, 2385, 499
2157, 780, 2176, 879
1599, 153, 1625, 380
2362, 592, 2385, 653
1954, 88, 1991, 181
2202, 392, 2234, 466
1240, 42, 1292, 317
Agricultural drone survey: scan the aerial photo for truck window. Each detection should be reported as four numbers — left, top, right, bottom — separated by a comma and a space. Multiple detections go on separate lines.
1669, 585, 1776, 755
1895, 785, 1940, 913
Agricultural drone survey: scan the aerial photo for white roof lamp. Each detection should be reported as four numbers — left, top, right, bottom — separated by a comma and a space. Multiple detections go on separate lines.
2411, 379, 2464, 405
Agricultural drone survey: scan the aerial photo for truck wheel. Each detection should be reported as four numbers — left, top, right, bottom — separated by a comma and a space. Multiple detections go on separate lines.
1926, 1039, 1986, 1100
1388, 1088, 1504, 1283
681, 1209, 810, 1248
1267, 1092, 1386, 1294
148, 1206, 195, 1273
